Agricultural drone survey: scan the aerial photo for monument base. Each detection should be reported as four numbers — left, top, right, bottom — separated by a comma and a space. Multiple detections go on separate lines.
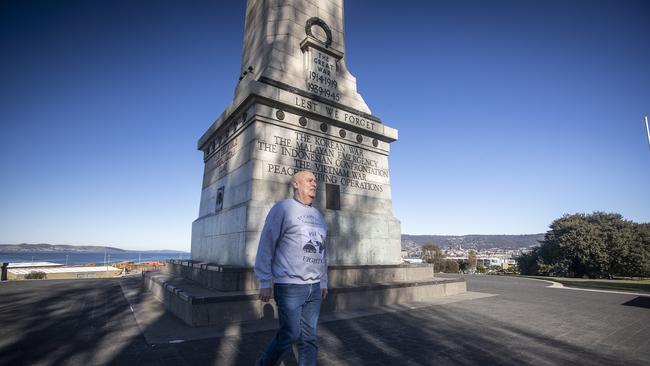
143, 260, 466, 327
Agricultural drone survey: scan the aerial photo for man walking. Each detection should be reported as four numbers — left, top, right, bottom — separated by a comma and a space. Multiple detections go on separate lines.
255, 170, 329, 366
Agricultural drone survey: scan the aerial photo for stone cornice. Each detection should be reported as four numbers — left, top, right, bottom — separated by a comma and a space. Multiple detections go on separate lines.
197, 80, 396, 150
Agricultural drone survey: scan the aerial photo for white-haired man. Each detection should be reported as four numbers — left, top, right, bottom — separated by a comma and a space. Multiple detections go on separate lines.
255, 170, 329, 366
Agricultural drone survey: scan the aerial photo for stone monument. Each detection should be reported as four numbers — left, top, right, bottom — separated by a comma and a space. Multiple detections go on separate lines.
191, 0, 400, 266
144, 0, 465, 327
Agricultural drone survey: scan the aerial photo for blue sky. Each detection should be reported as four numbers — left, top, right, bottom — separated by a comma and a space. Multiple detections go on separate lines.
1, 0, 648, 251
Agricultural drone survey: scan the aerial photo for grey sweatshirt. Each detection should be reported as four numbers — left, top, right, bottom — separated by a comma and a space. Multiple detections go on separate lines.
254, 198, 328, 289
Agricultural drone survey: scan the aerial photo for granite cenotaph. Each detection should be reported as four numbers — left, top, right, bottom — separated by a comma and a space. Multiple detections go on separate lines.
144, 0, 465, 327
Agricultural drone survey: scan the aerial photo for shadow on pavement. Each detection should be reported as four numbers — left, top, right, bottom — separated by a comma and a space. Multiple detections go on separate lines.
2, 275, 647, 365
317, 300, 639, 366
622, 296, 650, 309
0, 278, 149, 365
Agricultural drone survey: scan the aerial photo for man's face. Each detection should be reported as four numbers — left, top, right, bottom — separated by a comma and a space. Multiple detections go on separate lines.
293, 171, 317, 203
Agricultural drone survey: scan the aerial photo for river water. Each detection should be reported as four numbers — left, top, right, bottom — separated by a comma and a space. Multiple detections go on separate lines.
0, 251, 190, 265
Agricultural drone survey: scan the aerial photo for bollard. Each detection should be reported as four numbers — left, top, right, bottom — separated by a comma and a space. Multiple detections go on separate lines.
1, 262, 8, 281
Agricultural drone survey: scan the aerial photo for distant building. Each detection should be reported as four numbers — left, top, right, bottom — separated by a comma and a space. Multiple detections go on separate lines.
477, 258, 504, 267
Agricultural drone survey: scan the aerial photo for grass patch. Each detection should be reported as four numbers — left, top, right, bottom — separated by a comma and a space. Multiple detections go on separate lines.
518, 275, 650, 293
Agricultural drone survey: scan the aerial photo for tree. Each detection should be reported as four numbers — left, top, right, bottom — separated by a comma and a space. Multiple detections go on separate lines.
458, 261, 468, 272
626, 222, 650, 277
468, 250, 477, 271
420, 243, 464, 273
602, 216, 637, 278
421, 243, 440, 261
421, 243, 444, 270
444, 259, 460, 273
542, 213, 639, 278
516, 249, 540, 275
521, 212, 649, 278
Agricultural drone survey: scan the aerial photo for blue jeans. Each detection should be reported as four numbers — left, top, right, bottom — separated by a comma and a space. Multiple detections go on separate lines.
260, 282, 323, 366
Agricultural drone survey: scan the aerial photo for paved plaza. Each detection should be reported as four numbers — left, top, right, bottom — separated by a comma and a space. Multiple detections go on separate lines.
1, 274, 648, 365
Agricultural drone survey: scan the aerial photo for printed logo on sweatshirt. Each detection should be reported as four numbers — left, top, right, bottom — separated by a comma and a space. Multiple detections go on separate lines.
302, 242, 317, 253
302, 239, 325, 254
302, 256, 324, 264
297, 214, 319, 224
301, 230, 326, 265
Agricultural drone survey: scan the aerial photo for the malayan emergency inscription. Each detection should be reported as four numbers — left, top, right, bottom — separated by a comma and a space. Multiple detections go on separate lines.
257, 131, 388, 192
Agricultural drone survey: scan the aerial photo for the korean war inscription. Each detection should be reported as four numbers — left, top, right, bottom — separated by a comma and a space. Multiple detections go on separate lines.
191, 0, 402, 267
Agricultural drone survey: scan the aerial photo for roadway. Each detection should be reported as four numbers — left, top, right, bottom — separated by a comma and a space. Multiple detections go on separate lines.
0, 274, 648, 365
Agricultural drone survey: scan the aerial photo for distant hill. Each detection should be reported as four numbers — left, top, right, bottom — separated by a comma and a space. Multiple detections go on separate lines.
0, 243, 187, 253
401, 234, 544, 251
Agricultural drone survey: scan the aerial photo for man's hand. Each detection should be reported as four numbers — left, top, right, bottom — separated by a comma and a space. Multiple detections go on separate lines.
259, 287, 272, 302
321, 288, 328, 300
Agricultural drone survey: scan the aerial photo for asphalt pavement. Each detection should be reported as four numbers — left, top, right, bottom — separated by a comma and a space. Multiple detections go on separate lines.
0, 274, 648, 365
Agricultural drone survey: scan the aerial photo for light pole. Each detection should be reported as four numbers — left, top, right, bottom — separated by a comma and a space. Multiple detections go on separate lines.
645, 116, 650, 147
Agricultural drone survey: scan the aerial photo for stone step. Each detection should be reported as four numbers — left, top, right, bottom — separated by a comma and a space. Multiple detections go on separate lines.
163, 259, 443, 292
143, 271, 466, 327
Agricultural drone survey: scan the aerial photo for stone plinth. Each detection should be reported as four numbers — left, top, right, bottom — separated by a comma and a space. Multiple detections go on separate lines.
144, 262, 467, 327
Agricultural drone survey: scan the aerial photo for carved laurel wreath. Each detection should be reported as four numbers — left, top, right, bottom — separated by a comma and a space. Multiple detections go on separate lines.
305, 17, 332, 47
